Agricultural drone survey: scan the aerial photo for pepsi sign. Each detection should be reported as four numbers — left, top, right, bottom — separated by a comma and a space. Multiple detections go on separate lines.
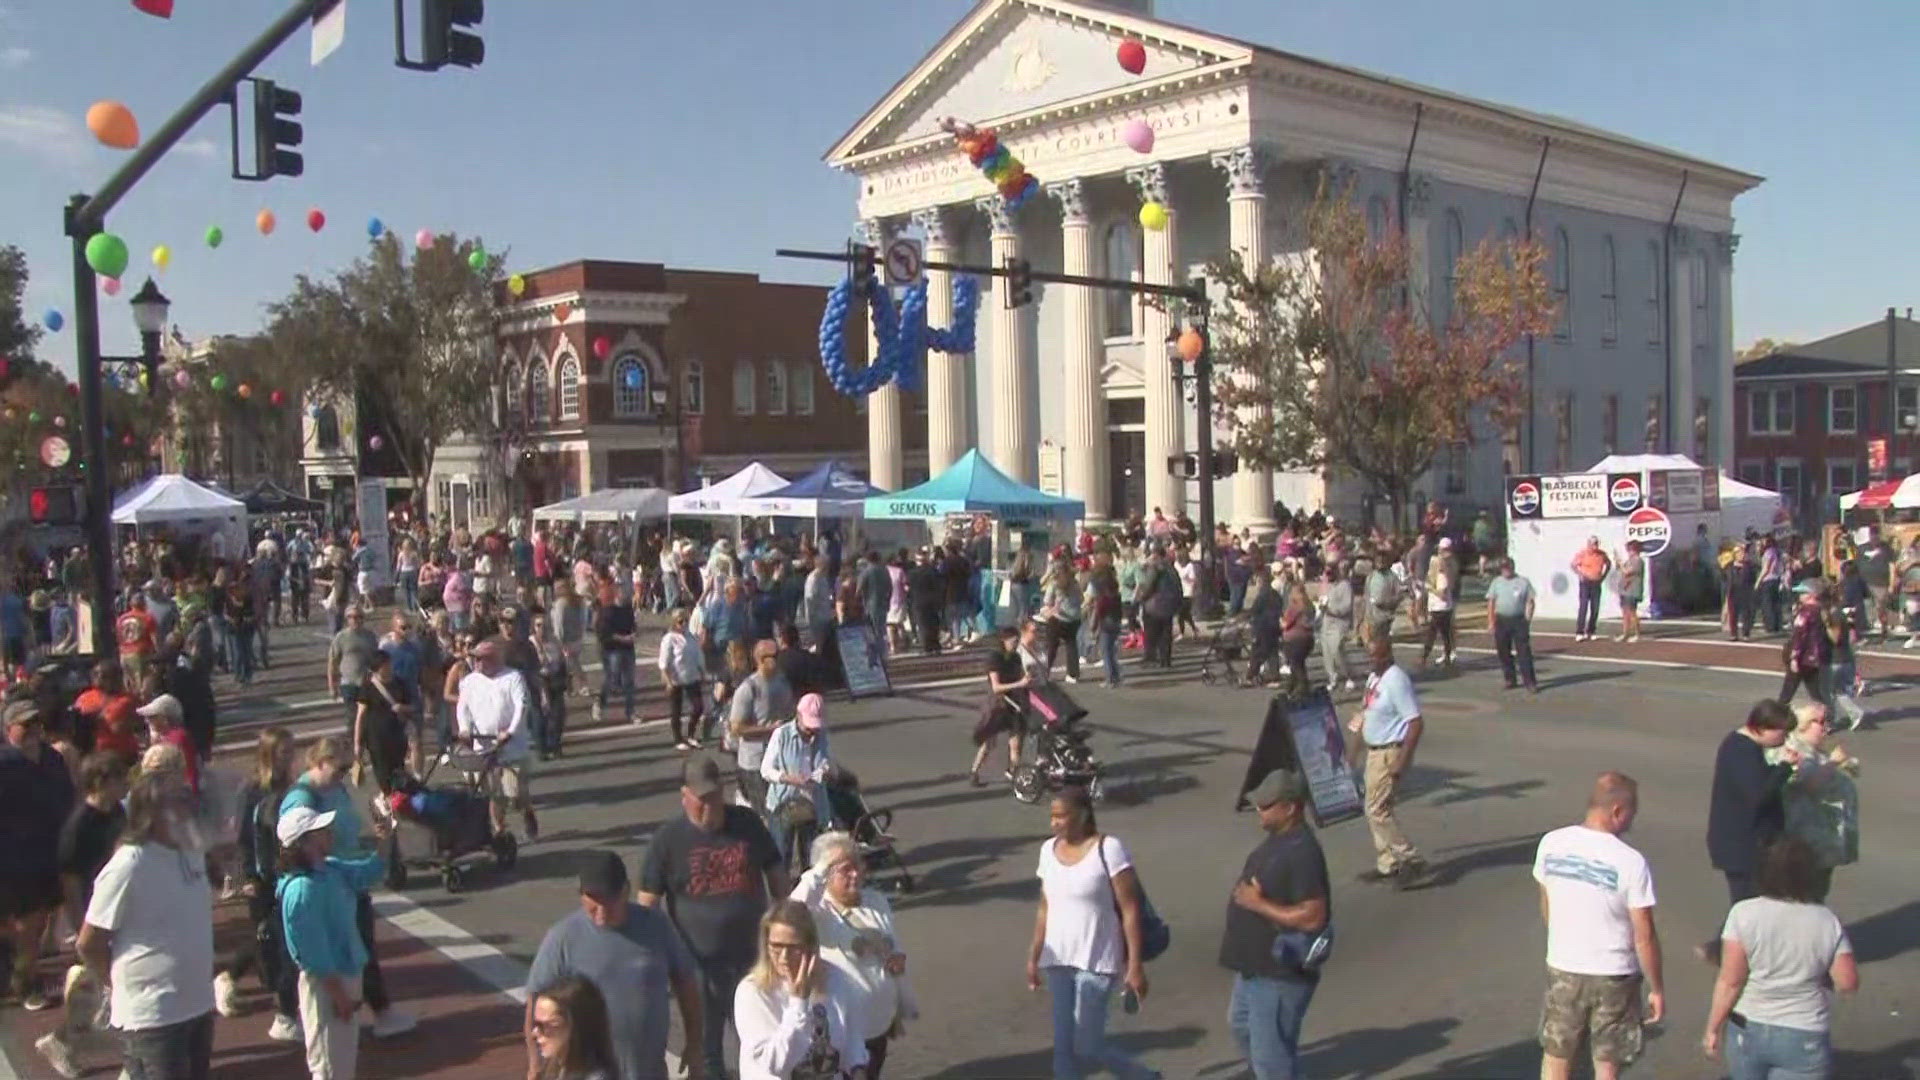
1609, 475, 1643, 514
1623, 506, 1672, 558
1506, 476, 1543, 519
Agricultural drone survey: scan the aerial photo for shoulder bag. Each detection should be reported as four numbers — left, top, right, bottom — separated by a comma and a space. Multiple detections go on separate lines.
1095, 835, 1170, 963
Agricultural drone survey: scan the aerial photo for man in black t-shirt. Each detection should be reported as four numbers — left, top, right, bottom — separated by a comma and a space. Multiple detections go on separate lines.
1220, 769, 1331, 1080
638, 755, 786, 1080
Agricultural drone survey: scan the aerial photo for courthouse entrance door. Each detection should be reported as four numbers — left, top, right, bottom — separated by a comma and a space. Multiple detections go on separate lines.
1109, 431, 1146, 520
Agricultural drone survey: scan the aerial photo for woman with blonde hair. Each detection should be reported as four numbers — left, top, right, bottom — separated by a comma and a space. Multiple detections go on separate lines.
793, 832, 914, 1077
734, 899, 870, 1080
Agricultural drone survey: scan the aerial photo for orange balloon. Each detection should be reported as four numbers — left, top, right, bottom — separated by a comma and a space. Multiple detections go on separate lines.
86, 101, 140, 150
1176, 327, 1205, 363
256, 209, 277, 235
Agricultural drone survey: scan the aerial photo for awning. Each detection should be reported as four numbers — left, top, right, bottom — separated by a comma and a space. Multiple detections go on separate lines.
240, 479, 325, 515
112, 474, 248, 525
1841, 476, 1920, 511
668, 463, 790, 517
732, 460, 887, 519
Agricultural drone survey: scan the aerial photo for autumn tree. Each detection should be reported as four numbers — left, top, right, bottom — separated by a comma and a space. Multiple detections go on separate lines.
1207, 182, 1558, 529
1737, 338, 1797, 362
161, 335, 300, 486
263, 233, 508, 510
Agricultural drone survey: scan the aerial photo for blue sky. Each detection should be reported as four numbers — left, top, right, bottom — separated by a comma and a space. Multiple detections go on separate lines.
1, 0, 1914, 373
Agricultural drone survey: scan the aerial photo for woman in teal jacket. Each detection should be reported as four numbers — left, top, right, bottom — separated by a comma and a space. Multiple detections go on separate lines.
277, 804, 387, 1079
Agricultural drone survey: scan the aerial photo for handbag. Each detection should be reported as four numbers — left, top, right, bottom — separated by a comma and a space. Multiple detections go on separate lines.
1095, 835, 1170, 963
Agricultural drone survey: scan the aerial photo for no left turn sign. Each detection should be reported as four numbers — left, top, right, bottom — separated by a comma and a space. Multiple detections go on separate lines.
884, 238, 924, 286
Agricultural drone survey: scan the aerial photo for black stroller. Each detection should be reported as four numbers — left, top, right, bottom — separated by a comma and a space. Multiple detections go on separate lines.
822, 769, 913, 893
1010, 683, 1104, 805
377, 743, 518, 893
1201, 618, 1249, 685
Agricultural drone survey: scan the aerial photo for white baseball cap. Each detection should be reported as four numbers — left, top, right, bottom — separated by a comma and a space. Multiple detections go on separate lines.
277, 806, 337, 849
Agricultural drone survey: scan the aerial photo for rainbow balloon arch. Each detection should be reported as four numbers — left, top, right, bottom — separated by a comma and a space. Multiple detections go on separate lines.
817, 273, 981, 398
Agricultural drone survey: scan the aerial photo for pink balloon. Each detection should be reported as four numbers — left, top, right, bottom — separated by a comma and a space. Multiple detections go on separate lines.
369, 435, 384, 450
414, 230, 434, 251
173, 368, 191, 388
102, 277, 122, 296
1122, 119, 1154, 154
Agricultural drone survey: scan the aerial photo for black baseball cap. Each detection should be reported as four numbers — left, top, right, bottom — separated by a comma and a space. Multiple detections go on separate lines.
683, 754, 725, 798
577, 850, 628, 901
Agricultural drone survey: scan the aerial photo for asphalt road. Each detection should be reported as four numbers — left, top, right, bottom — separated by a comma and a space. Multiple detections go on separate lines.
9, 611, 1920, 1079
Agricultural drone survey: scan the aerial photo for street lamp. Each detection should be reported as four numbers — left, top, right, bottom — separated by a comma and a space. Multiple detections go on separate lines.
109, 277, 171, 393
651, 386, 672, 487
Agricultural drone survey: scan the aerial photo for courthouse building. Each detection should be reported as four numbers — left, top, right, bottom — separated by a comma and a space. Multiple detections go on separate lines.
831, 0, 1762, 530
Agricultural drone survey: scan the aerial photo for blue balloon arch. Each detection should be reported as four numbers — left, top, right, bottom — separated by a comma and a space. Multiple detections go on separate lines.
817, 273, 981, 397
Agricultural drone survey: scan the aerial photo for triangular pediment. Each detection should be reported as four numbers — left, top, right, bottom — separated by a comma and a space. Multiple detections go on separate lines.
828, 0, 1250, 164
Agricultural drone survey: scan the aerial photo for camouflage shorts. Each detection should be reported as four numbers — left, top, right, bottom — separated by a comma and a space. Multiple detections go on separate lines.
1539, 967, 1644, 1065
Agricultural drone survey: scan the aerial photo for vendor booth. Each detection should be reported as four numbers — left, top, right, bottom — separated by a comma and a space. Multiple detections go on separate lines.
532, 487, 671, 524
668, 463, 789, 517
113, 474, 249, 560
1504, 454, 1784, 621
239, 479, 326, 517
735, 460, 885, 520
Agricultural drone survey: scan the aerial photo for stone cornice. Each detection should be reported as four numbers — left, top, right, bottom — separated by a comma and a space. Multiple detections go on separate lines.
1125, 162, 1170, 207
1210, 146, 1271, 198
976, 195, 1018, 237
495, 292, 684, 336
911, 205, 955, 248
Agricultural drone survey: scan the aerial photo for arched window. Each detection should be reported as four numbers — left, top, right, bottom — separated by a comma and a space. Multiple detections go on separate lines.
764, 360, 789, 415
791, 361, 815, 416
1601, 235, 1618, 345
732, 360, 755, 415
314, 404, 341, 451
527, 359, 550, 424
557, 356, 580, 420
1646, 240, 1663, 345
1367, 195, 1391, 241
504, 362, 524, 420
1102, 221, 1139, 337
1441, 209, 1464, 322
612, 356, 648, 417
683, 359, 704, 415
1552, 227, 1571, 339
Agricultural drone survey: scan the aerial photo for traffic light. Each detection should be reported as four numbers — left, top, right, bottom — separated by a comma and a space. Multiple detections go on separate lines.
28, 485, 83, 526
251, 78, 303, 180
1168, 452, 1199, 478
422, 0, 485, 69
849, 241, 877, 284
1004, 256, 1033, 309
1212, 449, 1239, 477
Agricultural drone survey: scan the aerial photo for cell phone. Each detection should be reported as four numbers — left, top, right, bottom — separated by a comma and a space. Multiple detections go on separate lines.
1121, 987, 1139, 1014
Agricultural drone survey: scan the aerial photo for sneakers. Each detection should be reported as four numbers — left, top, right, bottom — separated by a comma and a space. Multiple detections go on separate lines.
34, 1033, 78, 1079
370, 1007, 418, 1038
522, 809, 540, 842
19, 988, 51, 1011
1611, 634, 1627, 643
267, 1013, 303, 1043
213, 971, 241, 1018
1343, 679, 1357, 692
1063, 674, 1079, 684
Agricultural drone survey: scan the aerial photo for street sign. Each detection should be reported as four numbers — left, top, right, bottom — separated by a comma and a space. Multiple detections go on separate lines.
1623, 505, 1672, 558
311, 0, 346, 65
883, 237, 924, 287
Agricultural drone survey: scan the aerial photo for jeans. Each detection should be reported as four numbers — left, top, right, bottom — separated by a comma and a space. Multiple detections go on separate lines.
1725, 1018, 1831, 1080
1776, 668, 1827, 708
399, 570, 419, 611
666, 683, 704, 743
695, 957, 751, 1075
1228, 578, 1247, 615
340, 684, 362, 741
121, 1011, 214, 1080
255, 616, 271, 668
1099, 627, 1122, 685
1420, 610, 1456, 662
326, 605, 346, 636
1760, 580, 1785, 633
229, 626, 255, 685
599, 646, 636, 720
1045, 966, 1157, 1080
1141, 613, 1174, 668
1493, 614, 1538, 688
210, 614, 231, 671
1228, 974, 1318, 1080
1575, 579, 1602, 637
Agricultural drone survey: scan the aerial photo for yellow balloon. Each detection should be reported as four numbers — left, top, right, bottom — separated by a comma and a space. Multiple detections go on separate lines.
151, 244, 172, 271
508, 273, 527, 297
1138, 201, 1169, 232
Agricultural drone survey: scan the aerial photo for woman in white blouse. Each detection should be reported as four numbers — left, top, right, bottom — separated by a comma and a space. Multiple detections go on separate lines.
735, 900, 870, 1080
792, 832, 915, 1078
1025, 787, 1159, 1080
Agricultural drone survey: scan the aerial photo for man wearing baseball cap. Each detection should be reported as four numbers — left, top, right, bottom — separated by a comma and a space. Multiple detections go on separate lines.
136, 694, 199, 792
527, 851, 704, 1080
1220, 769, 1331, 1080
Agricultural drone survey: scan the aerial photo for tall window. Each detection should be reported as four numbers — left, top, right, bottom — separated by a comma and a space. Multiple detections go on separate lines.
1828, 386, 1857, 434
1749, 387, 1794, 435
764, 361, 788, 415
1366, 196, 1390, 240
1898, 384, 1918, 432
1601, 235, 1618, 345
527, 359, 550, 424
613, 357, 648, 417
1442, 210, 1464, 324
732, 361, 755, 415
557, 357, 580, 420
683, 359, 704, 415
1102, 222, 1139, 337
791, 362, 815, 416
1552, 227, 1571, 339
1646, 240, 1663, 345
1603, 394, 1619, 453
314, 405, 341, 451
504, 363, 524, 421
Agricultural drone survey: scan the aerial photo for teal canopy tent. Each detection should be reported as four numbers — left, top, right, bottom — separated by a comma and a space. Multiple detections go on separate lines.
863, 449, 1084, 521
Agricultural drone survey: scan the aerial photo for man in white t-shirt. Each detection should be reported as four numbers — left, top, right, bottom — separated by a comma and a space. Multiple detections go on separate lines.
457, 638, 537, 839
75, 772, 215, 1079
1533, 772, 1665, 1080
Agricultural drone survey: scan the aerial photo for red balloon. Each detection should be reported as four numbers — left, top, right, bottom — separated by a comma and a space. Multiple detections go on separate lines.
592, 336, 611, 360
307, 208, 326, 233
0, 357, 9, 379
269, 389, 285, 406
122, 434, 135, 447
1116, 38, 1146, 75
67, 383, 79, 396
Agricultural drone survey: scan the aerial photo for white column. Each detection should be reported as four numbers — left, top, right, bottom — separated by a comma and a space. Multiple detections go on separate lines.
1214, 147, 1276, 536
1405, 172, 1434, 323
1127, 162, 1183, 520
1715, 232, 1739, 469
912, 206, 968, 478
1046, 179, 1107, 522
857, 218, 903, 490
1669, 226, 1695, 455
977, 195, 1035, 483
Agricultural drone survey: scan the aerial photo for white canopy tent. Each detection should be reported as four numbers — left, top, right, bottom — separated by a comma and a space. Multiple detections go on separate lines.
531, 487, 671, 523
668, 463, 789, 517
112, 474, 249, 556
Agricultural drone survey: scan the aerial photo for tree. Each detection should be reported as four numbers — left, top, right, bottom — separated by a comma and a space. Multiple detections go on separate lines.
1206, 181, 1558, 529
162, 335, 299, 485
1738, 337, 1796, 362
263, 233, 508, 510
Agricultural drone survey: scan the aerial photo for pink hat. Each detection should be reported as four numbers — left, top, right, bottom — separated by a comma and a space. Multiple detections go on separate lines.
796, 693, 825, 731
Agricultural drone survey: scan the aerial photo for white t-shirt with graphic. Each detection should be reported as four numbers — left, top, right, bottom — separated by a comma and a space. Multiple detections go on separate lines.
1533, 824, 1655, 976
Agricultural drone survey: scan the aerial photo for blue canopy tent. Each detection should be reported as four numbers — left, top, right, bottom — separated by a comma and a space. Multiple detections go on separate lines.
732, 459, 888, 520
864, 449, 1084, 521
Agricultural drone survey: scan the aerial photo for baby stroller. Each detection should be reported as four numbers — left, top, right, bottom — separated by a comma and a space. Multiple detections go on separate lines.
1011, 683, 1104, 805
822, 769, 913, 893
1201, 618, 1249, 685
376, 742, 518, 893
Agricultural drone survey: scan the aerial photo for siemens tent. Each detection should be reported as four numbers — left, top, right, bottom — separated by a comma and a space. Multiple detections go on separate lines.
668, 463, 790, 517
864, 449, 1084, 521
532, 487, 671, 523
733, 460, 888, 520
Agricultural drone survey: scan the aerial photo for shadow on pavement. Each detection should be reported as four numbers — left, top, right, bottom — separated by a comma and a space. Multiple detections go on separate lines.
1404, 834, 1541, 890
920, 1022, 1207, 1079
1536, 670, 1631, 691
1848, 898, 1920, 964
1832, 1036, 1920, 1079
1396, 1035, 1538, 1079
1297, 1015, 1461, 1078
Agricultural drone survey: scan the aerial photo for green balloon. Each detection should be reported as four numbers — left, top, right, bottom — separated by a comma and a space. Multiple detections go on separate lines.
28, 411, 41, 423
210, 374, 228, 391
467, 248, 487, 272
86, 232, 130, 279
205, 225, 224, 249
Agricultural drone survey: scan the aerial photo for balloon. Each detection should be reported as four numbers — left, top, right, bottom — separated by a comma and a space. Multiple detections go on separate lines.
28, 411, 40, 423
67, 383, 78, 396
369, 435, 384, 450
151, 244, 172, 271
238, 383, 253, 399
205, 225, 224, 248
123, 434, 135, 447
210, 374, 228, 391
173, 369, 191, 389
86, 101, 139, 149
414, 230, 434, 251
366, 217, 384, 238
256, 210, 276, 235
592, 336, 611, 360
85, 233, 130, 279
939, 118, 1041, 217
43, 309, 63, 332
1176, 327, 1205, 363
102, 277, 122, 297
132, 0, 174, 18
1116, 39, 1147, 75
53, 416, 66, 429
1122, 119, 1154, 154
307, 209, 326, 233
269, 390, 285, 406
508, 273, 527, 296
1139, 201, 1169, 231
467, 249, 487, 272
